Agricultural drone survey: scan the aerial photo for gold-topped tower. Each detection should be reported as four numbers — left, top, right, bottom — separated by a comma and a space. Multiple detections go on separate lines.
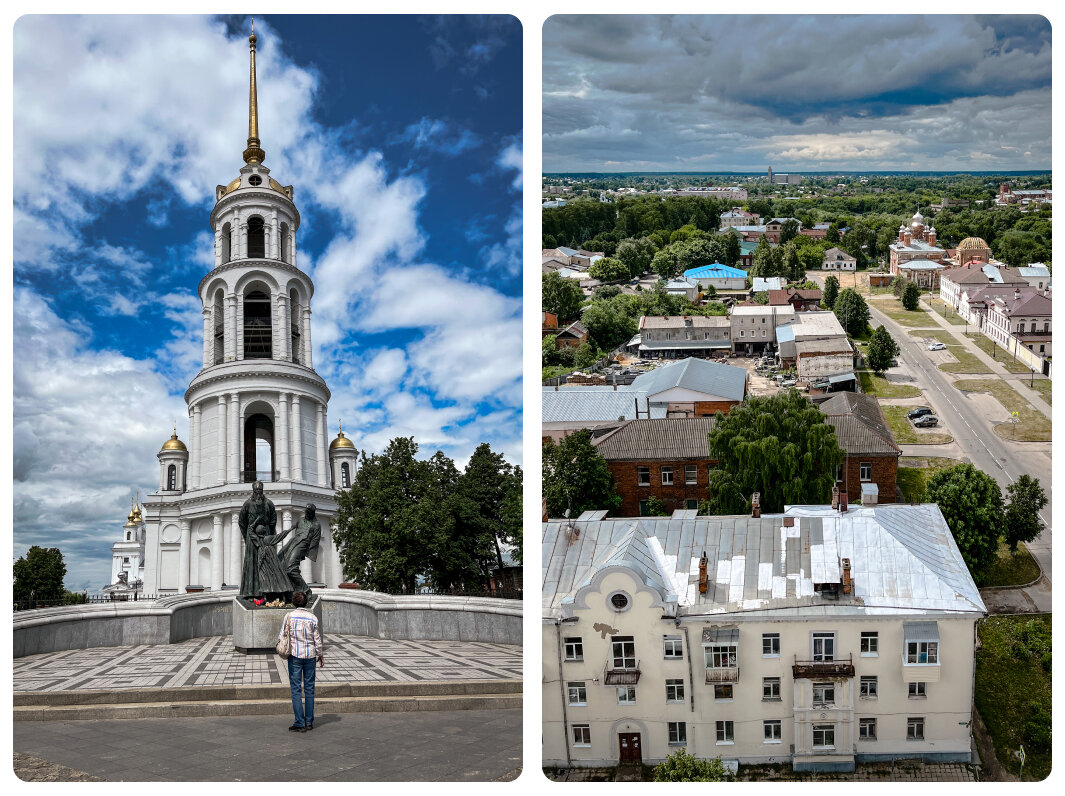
242, 26, 265, 165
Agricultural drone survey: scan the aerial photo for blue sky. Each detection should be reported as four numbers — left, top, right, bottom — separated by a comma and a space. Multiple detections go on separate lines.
543, 14, 1051, 172
12, 15, 523, 591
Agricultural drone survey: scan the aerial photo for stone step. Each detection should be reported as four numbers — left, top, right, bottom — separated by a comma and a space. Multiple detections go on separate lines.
14, 678, 520, 707
14, 691, 522, 721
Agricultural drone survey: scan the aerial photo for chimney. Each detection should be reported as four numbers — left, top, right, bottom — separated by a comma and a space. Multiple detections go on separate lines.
1014, 289, 1021, 301
698, 551, 709, 594
831, 484, 840, 510
841, 558, 852, 594
751, 493, 761, 519
839, 490, 848, 513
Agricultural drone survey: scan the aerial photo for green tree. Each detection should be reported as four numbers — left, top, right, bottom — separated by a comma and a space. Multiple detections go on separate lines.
460, 443, 524, 581
573, 341, 599, 369
541, 334, 559, 367
833, 288, 870, 336
782, 241, 803, 282
823, 275, 840, 309
902, 281, 921, 311
923, 463, 1004, 583
780, 218, 799, 245
720, 231, 741, 267
13, 546, 67, 602
644, 496, 667, 516
749, 235, 773, 278
615, 237, 657, 277
705, 391, 844, 514
650, 247, 682, 280
581, 297, 638, 351
1003, 474, 1047, 554
588, 256, 629, 283
542, 271, 585, 321
653, 750, 736, 782
891, 275, 909, 298
825, 222, 841, 243
866, 325, 900, 375
542, 429, 621, 518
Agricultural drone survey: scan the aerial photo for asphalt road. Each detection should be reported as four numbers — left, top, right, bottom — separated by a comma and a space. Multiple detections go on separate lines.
867, 300, 1053, 583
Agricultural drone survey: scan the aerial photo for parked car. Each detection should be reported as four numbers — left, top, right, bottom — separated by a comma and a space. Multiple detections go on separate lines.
927, 342, 947, 351
907, 407, 932, 419
780, 378, 797, 388
913, 415, 939, 428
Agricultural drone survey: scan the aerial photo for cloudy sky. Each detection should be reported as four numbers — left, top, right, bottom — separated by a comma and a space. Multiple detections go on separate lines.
12, 15, 522, 591
543, 14, 1051, 173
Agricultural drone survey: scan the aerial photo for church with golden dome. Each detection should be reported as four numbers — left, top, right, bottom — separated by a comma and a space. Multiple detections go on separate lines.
888, 210, 948, 288
134, 32, 357, 595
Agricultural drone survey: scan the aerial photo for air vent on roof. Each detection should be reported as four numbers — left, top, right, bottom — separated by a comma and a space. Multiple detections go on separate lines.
698, 551, 709, 595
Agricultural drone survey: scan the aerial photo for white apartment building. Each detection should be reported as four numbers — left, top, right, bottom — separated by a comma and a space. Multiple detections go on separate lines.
542, 503, 984, 773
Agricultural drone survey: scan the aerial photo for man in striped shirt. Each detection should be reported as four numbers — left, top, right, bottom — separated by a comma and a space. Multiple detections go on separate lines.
281, 590, 324, 732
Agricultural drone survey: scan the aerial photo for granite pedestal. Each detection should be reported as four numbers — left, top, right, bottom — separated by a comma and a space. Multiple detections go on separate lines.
232, 594, 322, 654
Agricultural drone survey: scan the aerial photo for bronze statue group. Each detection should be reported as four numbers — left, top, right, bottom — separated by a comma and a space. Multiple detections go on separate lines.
238, 480, 321, 603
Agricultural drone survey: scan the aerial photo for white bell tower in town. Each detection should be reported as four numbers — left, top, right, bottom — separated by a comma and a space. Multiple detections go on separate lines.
142, 31, 352, 594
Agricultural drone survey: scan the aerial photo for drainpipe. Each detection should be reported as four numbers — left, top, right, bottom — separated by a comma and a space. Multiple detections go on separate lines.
556, 620, 572, 769
683, 625, 696, 713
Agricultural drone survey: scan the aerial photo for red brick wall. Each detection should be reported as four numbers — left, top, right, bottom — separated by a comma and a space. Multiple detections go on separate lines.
693, 400, 737, 417
840, 454, 898, 504
608, 458, 716, 516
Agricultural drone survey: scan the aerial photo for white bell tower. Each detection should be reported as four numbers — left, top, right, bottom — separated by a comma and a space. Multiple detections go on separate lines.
141, 31, 354, 595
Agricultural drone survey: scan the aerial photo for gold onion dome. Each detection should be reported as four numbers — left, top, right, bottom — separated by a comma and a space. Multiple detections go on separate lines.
330, 421, 356, 450
957, 237, 989, 251
162, 430, 187, 451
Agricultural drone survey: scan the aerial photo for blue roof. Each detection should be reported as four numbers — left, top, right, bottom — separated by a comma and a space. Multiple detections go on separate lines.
683, 263, 747, 280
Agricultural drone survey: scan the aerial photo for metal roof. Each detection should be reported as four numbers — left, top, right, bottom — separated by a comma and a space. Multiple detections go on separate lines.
684, 264, 748, 280
640, 340, 730, 351
541, 389, 666, 423
542, 504, 985, 618
630, 357, 747, 402
592, 417, 717, 461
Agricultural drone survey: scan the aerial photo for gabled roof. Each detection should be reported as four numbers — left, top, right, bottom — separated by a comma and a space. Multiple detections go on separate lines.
557, 321, 588, 338
769, 288, 822, 305
683, 263, 747, 280
541, 388, 666, 423
630, 357, 747, 402
593, 417, 717, 461
820, 392, 900, 456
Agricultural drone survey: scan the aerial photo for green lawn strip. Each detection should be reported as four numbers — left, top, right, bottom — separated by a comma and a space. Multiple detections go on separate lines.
974, 615, 1052, 780
982, 542, 1041, 588
963, 332, 1031, 374
881, 405, 953, 444
896, 456, 961, 502
858, 370, 921, 398
542, 365, 575, 381
953, 379, 1051, 441
927, 297, 966, 325
907, 329, 991, 374
1028, 378, 1052, 405
871, 299, 932, 327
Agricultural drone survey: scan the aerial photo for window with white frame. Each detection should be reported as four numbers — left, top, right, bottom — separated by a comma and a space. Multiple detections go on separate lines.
716, 720, 734, 743
860, 462, 872, 481
616, 686, 636, 705
859, 718, 877, 741
661, 467, 674, 486
812, 723, 835, 748
907, 717, 925, 740
812, 632, 835, 661
764, 720, 782, 742
859, 676, 878, 699
906, 640, 939, 664
685, 464, 698, 485
762, 633, 780, 657
860, 631, 879, 655
705, 644, 738, 669
666, 679, 685, 703
572, 724, 591, 746
668, 721, 687, 745
611, 636, 636, 669
714, 684, 733, 700
564, 637, 583, 661
812, 682, 835, 707
567, 682, 587, 706
663, 636, 683, 659
908, 681, 926, 699
762, 677, 781, 701
637, 466, 650, 487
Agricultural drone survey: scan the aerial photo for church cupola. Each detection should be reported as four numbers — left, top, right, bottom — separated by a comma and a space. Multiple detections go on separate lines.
329, 421, 358, 489
158, 428, 189, 493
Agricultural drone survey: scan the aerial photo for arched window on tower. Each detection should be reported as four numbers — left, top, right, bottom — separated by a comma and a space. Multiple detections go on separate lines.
213, 289, 225, 364
290, 289, 301, 364
279, 222, 289, 263
221, 222, 232, 263
341, 462, 351, 489
167, 465, 177, 491
247, 216, 265, 259
243, 290, 272, 358
243, 413, 276, 482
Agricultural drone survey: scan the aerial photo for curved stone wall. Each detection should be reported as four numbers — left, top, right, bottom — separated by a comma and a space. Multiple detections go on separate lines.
13, 590, 522, 658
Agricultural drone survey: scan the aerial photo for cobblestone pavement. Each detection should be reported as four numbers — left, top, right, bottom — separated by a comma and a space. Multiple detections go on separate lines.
14, 709, 522, 781
15, 635, 521, 691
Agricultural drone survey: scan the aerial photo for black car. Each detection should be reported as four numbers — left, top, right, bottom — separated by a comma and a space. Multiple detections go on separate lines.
913, 415, 939, 428
907, 407, 932, 419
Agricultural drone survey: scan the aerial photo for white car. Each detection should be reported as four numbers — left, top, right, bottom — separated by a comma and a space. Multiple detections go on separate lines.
927, 342, 947, 351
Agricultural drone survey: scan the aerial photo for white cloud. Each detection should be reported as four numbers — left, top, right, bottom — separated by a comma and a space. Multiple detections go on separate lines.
394, 116, 481, 155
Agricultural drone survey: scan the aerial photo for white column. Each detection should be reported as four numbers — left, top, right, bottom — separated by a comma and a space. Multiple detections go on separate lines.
229, 392, 240, 483
281, 510, 292, 555
302, 307, 313, 369
211, 515, 223, 590
225, 293, 237, 362
178, 520, 191, 592
202, 307, 212, 368
214, 226, 222, 268
269, 211, 279, 259
239, 220, 247, 260
229, 513, 241, 586
290, 228, 297, 269
217, 395, 228, 486
159, 460, 167, 492
278, 393, 291, 481
291, 395, 303, 481
277, 294, 290, 360
190, 405, 201, 489
271, 291, 281, 360
236, 297, 245, 360
316, 402, 328, 487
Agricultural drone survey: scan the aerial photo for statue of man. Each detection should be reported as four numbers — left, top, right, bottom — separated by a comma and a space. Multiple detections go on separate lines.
279, 504, 322, 594
238, 480, 290, 600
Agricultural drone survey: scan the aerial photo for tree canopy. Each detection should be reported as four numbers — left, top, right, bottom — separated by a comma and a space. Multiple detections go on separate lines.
13, 546, 67, 602
866, 325, 900, 375
822, 275, 839, 309
542, 271, 585, 321
614, 237, 657, 277
588, 256, 629, 283
1003, 474, 1047, 554
902, 281, 921, 311
833, 288, 870, 336
923, 463, 1004, 583
542, 429, 621, 518
705, 391, 845, 514
653, 750, 736, 782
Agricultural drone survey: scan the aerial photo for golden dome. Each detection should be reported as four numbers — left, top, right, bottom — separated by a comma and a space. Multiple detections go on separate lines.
162, 430, 187, 451
330, 421, 356, 450
957, 237, 989, 251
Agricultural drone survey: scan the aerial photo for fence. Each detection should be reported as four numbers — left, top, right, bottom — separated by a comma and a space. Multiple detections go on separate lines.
14, 593, 165, 611
389, 589, 522, 601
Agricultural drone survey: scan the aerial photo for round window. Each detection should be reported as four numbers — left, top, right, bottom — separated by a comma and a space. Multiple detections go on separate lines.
248, 175, 262, 186
610, 593, 629, 610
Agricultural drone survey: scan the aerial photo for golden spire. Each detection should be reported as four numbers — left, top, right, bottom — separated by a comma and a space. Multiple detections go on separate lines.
242, 21, 265, 165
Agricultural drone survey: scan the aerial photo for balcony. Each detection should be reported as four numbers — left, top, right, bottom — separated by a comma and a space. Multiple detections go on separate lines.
604, 660, 641, 685
792, 654, 855, 679
704, 666, 740, 683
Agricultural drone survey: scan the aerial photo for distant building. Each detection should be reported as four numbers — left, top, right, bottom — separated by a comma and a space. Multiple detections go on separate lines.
103, 499, 146, 598
556, 321, 590, 349
720, 207, 762, 228
888, 211, 947, 288
683, 263, 748, 291
768, 167, 802, 185
984, 288, 1053, 358
820, 392, 901, 505
997, 183, 1051, 208
822, 247, 856, 272
730, 305, 796, 354
673, 186, 749, 200
751, 277, 786, 293
637, 315, 732, 359
769, 288, 823, 311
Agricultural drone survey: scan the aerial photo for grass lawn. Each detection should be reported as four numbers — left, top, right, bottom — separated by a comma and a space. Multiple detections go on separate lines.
975, 615, 1052, 781
1028, 378, 1052, 405
858, 370, 921, 398
881, 405, 953, 444
982, 542, 1041, 587
963, 332, 1031, 374
953, 379, 1052, 441
871, 298, 931, 327
908, 329, 992, 374
542, 365, 574, 381
926, 296, 967, 325
896, 456, 960, 502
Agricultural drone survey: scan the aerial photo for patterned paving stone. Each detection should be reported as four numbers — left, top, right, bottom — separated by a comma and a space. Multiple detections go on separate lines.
15, 635, 521, 691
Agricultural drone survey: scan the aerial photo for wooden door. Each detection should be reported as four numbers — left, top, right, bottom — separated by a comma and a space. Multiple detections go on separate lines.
618, 732, 641, 765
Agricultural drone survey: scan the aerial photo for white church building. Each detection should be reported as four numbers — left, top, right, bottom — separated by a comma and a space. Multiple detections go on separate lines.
140, 31, 358, 595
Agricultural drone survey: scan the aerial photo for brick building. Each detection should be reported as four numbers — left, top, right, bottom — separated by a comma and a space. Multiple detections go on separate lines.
769, 287, 823, 311
820, 392, 901, 504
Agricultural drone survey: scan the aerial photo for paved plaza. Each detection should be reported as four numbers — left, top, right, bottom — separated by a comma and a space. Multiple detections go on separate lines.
15, 635, 522, 691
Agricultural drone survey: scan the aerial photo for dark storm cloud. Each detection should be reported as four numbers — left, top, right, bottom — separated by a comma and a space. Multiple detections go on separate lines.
544, 14, 1051, 171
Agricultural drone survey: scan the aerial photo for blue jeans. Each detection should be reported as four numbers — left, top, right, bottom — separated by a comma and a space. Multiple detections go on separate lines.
288, 655, 317, 727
